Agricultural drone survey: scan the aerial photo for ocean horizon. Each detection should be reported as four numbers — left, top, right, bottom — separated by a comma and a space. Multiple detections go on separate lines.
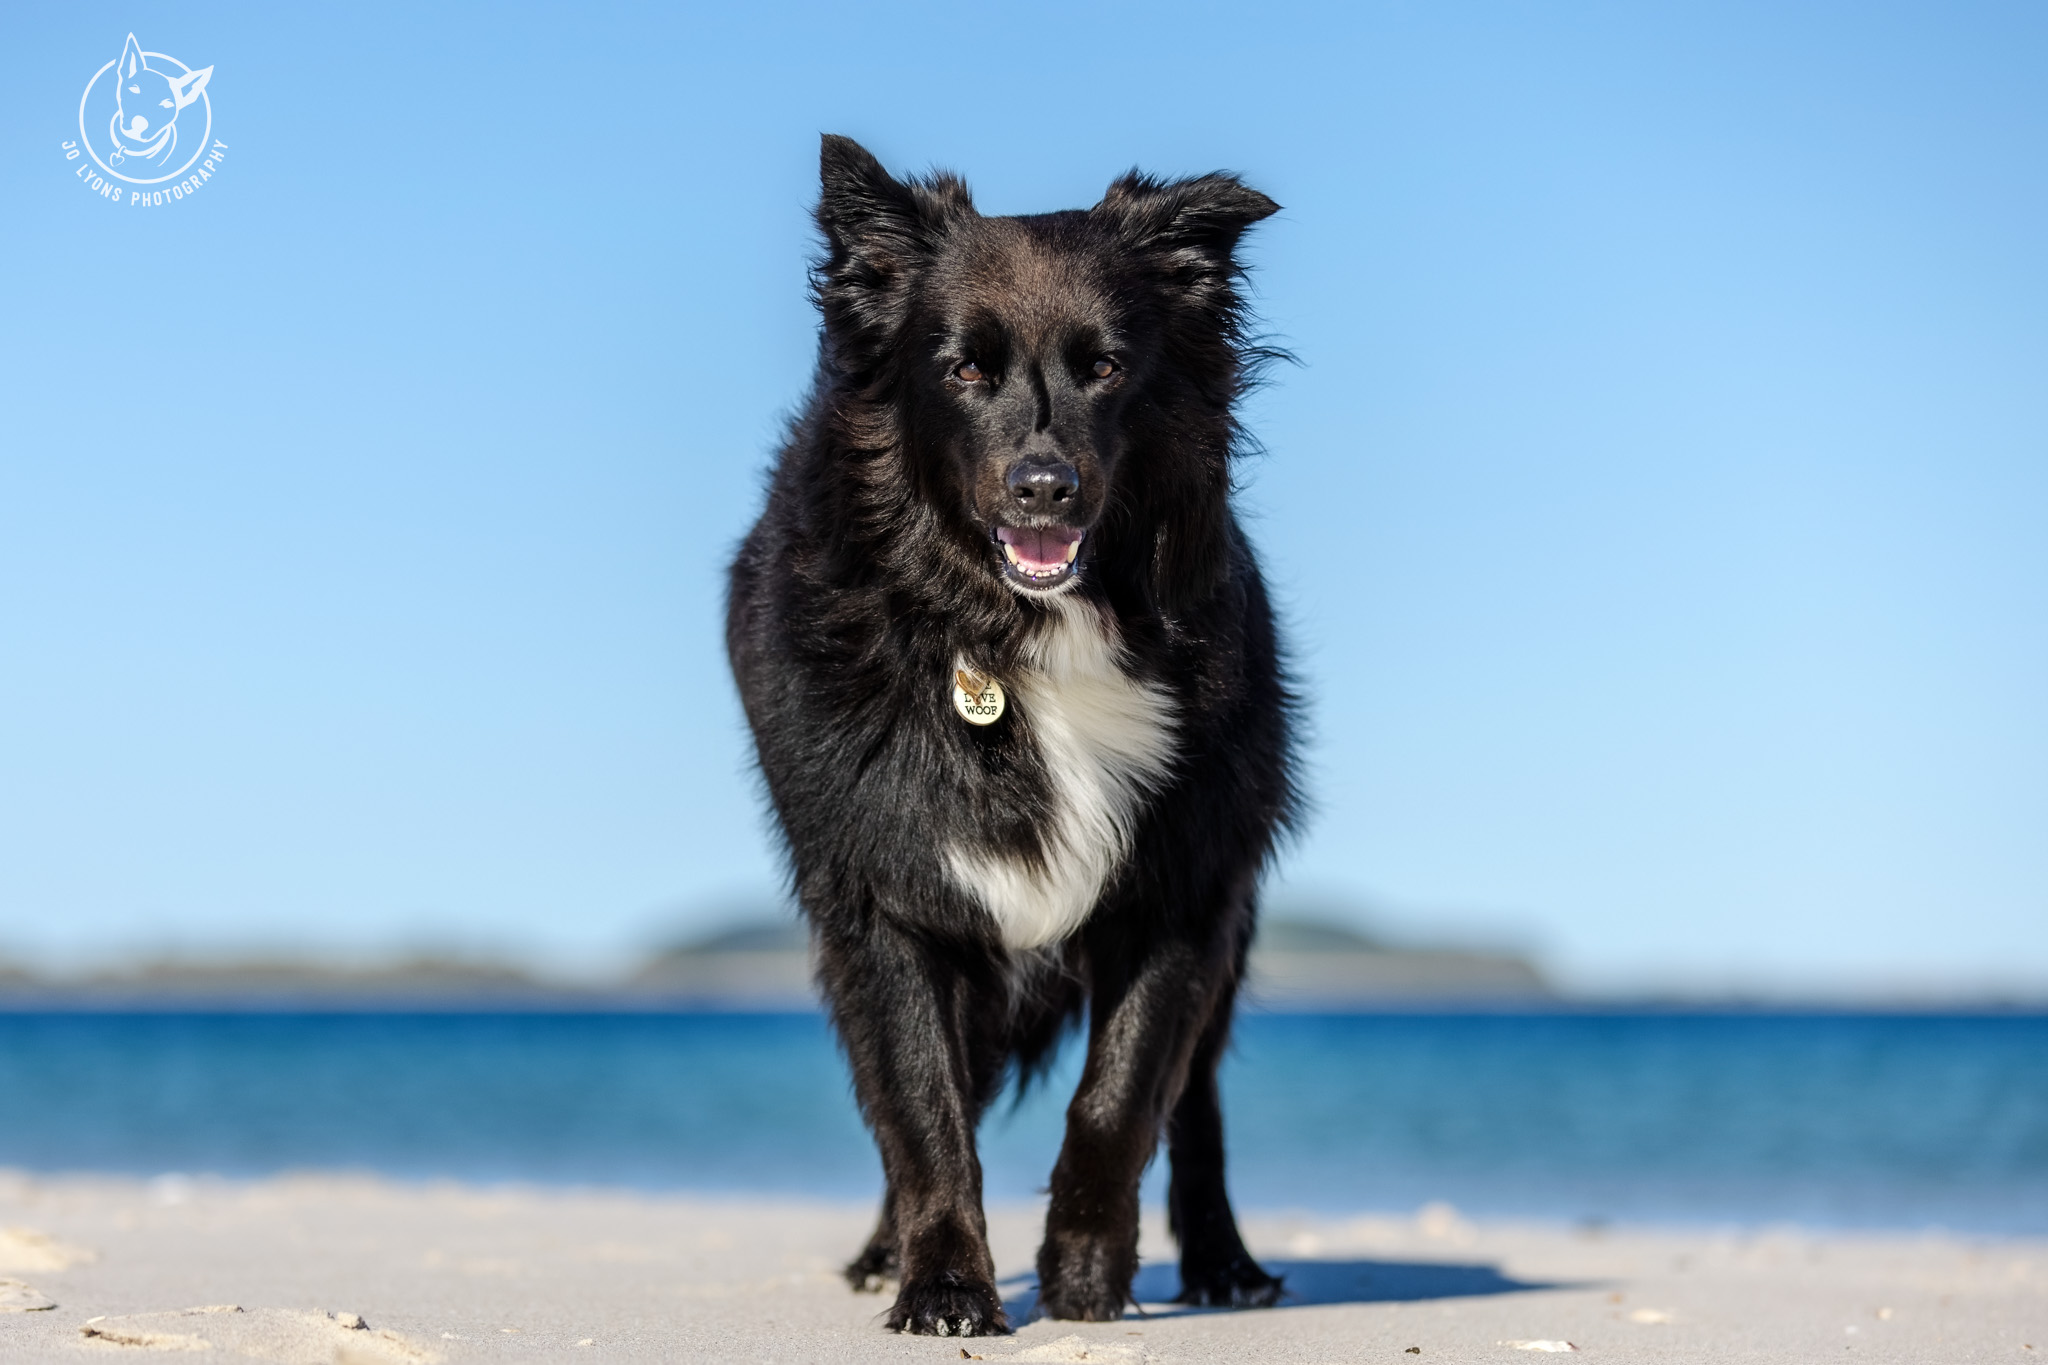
2, 1009, 2041, 1238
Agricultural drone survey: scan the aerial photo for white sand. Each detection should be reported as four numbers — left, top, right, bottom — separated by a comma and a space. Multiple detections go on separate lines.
0, 1173, 2039, 1362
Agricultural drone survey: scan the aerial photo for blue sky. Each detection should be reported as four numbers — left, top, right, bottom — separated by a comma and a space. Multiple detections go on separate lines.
3, 1, 2042, 993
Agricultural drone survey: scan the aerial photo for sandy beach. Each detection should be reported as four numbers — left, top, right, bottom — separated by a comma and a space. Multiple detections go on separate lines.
0, 1174, 2038, 1363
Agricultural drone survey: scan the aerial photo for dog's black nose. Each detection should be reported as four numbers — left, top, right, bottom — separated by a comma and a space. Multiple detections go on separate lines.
1006, 460, 1080, 511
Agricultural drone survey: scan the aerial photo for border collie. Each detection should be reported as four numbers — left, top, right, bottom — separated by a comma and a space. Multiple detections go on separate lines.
727, 135, 1296, 1336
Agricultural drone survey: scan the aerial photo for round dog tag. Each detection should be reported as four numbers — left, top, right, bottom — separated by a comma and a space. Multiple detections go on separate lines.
952, 669, 1006, 726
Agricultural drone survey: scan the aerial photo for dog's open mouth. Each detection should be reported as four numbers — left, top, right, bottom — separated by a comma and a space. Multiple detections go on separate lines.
994, 525, 1083, 590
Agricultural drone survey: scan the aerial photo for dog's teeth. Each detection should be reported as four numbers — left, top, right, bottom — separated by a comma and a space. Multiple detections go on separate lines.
1064, 540, 1080, 564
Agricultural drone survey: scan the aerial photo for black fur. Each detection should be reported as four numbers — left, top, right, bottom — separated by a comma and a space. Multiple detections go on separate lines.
726, 135, 1296, 1335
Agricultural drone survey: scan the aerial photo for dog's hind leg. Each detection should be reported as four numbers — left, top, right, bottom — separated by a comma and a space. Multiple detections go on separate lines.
1167, 980, 1283, 1307
817, 918, 1009, 1336
844, 1197, 897, 1291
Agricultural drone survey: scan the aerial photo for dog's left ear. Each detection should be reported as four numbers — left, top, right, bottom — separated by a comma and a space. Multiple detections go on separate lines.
1095, 173, 1278, 618
1092, 171, 1279, 271
172, 65, 213, 110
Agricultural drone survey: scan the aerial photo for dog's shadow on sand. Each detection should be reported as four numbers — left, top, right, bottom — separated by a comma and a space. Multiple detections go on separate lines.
1002, 1258, 1566, 1322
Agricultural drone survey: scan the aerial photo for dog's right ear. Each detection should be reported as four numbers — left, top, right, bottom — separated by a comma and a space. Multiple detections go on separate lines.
813, 135, 973, 376
817, 135, 921, 259
119, 32, 145, 82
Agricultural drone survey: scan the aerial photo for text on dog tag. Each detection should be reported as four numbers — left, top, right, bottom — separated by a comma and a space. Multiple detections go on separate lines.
952, 669, 1006, 726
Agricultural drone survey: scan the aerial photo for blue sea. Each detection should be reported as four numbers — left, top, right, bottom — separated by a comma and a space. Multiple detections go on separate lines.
0, 1010, 2042, 1235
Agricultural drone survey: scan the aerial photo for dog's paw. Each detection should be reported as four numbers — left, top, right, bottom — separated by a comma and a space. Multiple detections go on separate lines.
1034, 1234, 1135, 1322
1035, 1276, 1129, 1322
886, 1273, 1009, 1336
1176, 1253, 1284, 1308
844, 1240, 898, 1293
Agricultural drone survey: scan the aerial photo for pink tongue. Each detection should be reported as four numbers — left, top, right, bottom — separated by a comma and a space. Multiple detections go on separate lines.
998, 525, 1081, 569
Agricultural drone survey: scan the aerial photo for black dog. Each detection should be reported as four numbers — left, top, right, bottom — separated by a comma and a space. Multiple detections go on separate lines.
727, 135, 1295, 1336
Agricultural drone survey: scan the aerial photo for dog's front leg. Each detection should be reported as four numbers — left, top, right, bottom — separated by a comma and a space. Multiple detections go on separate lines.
817, 919, 1007, 1336
1036, 938, 1215, 1321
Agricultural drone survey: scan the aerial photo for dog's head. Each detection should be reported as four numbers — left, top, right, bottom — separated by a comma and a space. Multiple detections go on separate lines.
112, 34, 211, 148
812, 135, 1276, 602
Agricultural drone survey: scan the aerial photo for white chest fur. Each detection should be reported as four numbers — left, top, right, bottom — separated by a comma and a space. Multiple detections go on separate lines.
946, 598, 1178, 950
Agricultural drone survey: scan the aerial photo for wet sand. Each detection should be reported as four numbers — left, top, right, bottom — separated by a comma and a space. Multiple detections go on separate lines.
0, 1173, 2039, 1362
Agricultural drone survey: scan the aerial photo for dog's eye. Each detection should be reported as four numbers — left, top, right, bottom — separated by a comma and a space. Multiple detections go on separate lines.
1091, 358, 1118, 380
954, 361, 984, 383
